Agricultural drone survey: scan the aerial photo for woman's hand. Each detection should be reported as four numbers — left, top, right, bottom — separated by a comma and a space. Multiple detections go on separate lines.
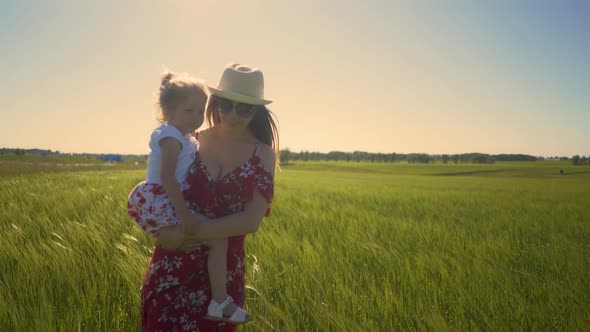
181, 213, 204, 236
156, 213, 210, 251
177, 237, 208, 251
178, 213, 210, 250
156, 224, 186, 250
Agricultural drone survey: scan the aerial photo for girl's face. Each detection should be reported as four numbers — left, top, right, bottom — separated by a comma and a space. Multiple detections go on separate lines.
215, 97, 258, 130
168, 94, 206, 134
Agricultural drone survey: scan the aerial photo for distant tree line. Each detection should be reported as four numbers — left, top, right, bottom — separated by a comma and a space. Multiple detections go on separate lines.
3, 148, 586, 166
571, 155, 590, 166
0, 148, 147, 163
1, 148, 54, 157
278, 149, 570, 165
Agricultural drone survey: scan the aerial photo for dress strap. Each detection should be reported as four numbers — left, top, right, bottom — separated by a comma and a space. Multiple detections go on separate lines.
251, 142, 260, 158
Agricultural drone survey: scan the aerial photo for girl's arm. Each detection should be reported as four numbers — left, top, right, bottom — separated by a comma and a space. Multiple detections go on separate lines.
159, 137, 196, 231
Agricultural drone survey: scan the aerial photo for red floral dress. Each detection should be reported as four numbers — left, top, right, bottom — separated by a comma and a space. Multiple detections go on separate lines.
139, 142, 274, 332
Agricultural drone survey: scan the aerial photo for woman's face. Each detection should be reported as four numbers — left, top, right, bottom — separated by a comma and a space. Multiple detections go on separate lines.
215, 97, 258, 130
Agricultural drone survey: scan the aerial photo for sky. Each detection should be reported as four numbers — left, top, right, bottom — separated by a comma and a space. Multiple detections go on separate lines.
1, 0, 589, 157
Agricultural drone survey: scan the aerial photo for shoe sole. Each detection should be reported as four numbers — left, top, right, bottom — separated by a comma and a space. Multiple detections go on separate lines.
204, 315, 252, 324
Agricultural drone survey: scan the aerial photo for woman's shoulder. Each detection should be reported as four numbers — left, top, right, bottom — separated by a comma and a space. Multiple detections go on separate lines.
255, 143, 274, 157
255, 143, 276, 172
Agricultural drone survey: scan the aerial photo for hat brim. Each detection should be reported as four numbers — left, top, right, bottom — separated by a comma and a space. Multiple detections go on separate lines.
209, 86, 272, 106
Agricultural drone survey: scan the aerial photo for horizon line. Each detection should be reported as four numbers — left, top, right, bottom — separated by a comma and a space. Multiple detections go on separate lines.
1, 147, 586, 159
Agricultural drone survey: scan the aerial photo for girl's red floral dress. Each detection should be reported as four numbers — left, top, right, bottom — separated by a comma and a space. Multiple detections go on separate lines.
138, 141, 274, 332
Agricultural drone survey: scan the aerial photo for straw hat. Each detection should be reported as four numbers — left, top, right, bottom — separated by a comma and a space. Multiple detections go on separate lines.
209, 63, 272, 105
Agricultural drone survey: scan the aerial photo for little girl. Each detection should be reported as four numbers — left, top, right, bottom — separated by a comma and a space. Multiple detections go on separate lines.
127, 71, 251, 324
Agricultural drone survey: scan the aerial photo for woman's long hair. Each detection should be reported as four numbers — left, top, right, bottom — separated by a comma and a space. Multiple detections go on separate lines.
206, 95, 280, 164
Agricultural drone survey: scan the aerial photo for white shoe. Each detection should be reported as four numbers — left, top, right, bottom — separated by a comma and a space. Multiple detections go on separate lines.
204, 295, 252, 324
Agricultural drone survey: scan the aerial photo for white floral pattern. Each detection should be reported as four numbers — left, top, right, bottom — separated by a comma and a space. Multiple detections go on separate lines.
127, 180, 192, 236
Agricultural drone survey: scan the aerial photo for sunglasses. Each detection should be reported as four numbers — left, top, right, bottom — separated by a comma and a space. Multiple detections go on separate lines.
216, 97, 259, 118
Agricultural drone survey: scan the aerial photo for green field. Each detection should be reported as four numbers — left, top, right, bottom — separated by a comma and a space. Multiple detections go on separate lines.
1, 160, 589, 331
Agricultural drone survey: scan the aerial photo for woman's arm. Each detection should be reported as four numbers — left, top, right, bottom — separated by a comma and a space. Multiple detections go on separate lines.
158, 190, 269, 250
164, 193, 267, 250
187, 145, 276, 240
194, 191, 269, 240
156, 218, 207, 250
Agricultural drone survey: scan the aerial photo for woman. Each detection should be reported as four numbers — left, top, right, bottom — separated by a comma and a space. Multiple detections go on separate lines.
140, 64, 278, 331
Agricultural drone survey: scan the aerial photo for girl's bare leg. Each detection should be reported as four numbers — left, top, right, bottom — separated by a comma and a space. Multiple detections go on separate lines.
207, 238, 228, 303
